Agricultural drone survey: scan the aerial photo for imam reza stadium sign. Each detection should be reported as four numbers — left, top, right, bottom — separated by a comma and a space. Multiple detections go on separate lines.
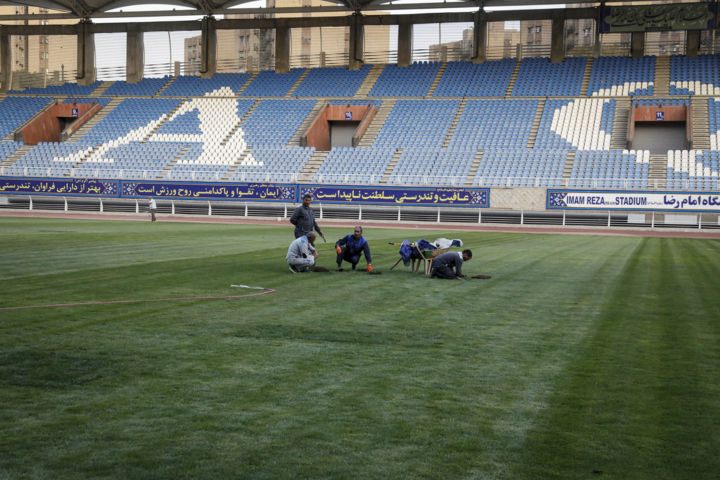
601, 4, 715, 33
547, 190, 720, 213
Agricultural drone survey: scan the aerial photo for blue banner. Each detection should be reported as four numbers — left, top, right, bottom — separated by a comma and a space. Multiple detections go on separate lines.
121, 181, 297, 202
0, 177, 119, 197
300, 185, 489, 208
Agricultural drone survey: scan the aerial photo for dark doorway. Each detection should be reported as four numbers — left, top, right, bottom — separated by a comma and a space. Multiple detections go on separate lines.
58, 117, 80, 132
633, 122, 686, 153
330, 121, 360, 148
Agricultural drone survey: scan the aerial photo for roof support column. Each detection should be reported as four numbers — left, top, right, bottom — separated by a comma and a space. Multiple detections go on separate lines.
472, 10, 487, 64
0, 34, 11, 93
686, 30, 700, 57
200, 17, 217, 79
398, 18, 413, 67
631, 31, 645, 58
550, 17, 565, 62
126, 28, 144, 84
275, 26, 290, 73
77, 21, 96, 86
349, 13, 364, 71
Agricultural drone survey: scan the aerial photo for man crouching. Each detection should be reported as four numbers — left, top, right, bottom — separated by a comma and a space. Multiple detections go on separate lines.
335, 226, 373, 272
287, 232, 319, 273
430, 249, 472, 279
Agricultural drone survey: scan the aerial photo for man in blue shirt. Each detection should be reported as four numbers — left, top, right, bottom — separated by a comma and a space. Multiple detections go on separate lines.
335, 226, 373, 272
430, 250, 472, 279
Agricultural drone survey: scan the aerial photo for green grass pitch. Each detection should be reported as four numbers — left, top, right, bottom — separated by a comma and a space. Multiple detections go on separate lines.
1, 217, 719, 479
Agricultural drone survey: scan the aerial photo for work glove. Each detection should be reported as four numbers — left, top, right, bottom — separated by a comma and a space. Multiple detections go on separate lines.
336, 246, 342, 254
367, 264, 373, 272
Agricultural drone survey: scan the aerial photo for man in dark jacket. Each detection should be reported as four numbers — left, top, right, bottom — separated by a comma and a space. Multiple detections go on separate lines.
430, 250, 472, 279
335, 226, 372, 271
290, 193, 324, 239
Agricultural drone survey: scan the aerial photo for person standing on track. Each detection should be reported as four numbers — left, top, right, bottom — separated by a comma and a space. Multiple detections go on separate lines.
148, 196, 157, 222
335, 226, 373, 272
290, 193, 324, 239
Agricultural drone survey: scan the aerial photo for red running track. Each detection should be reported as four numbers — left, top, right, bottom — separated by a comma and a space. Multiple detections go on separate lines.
2, 211, 720, 239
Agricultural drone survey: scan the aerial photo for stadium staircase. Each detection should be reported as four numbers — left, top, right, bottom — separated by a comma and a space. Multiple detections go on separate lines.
223, 99, 259, 145
464, 150, 483, 186
648, 154, 667, 188
287, 100, 325, 146
504, 60, 522, 96
67, 98, 123, 143
380, 148, 402, 184
286, 70, 309, 97
653, 56, 670, 97
580, 58, 594, 96
354, 64, 384, 98
610, 99, 631, 149
0, 145, 31, 171
90, 81, 114, 97
691, 97, 711, 150
442, 99, 467, 147
357, 99, 396, 147
156, 76, 178, 96
426, 62, 447, 97
236, 73, 257, 95
298, 150, 328, 181
3, 99, 57, 141
162, 145, 191, 179
561, 150, 576, 183
526, 98, 546, 148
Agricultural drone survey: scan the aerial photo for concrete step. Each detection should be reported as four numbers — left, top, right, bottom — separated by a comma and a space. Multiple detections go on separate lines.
298, 151, 329, 181
648, 154, 667, 188
562, 150, 576, 180
66, 98, 123, 143
286, 69, 309, 98
653, 56, 671, 97
162, 145, 191, 179
156, 75, 178, 96
354, 64, 384, 98
288, 100, 325, 147
526, 98, 546, 149
380, 148, 402, 184
236, 72, 257, 95
143, 102, 185, 143
465, 150, 483, 186
358, 99, 396, 147
0, 145, 32, 170
505, 59, 522, 97
89, 81, 114, 97
610, 99, 631, 149
442, 99, 467, 148
426, 62, 447, 97
580, 58, 593, 97
222, 150, 253, 181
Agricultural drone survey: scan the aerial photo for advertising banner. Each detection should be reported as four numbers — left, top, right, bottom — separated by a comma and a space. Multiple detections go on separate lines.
299, 185, 490, 208
0, 177, 119, 197
601, 4, 715, 32
548, 189, 720, 213
121, 181, 297, 202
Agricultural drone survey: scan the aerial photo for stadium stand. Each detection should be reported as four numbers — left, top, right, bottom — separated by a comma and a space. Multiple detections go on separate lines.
313, 147, 395, 184
75, 141, 188, 179
588, 56, 655, 97
240, 99, 317, 147
473, 150, 567, 187
240, 69, 306, 97
570, 150, 649, 189
9, 81, 102, 95
228, 146, 315, 183
632, 98, 690, 107
328, 99, 383, 107
512, 57, 586, 97
369, 62, 443, 97
534, 98, 614, 150
374, 99, 460, 149
433, 59, 516, 97
447, 99, 538, 150
160, 73, 253, 97
0, 96, 55, 139
63, 97, 113, 107
102, 76, 173, 96
293, 65, 372, 97
389, 149, 475, 185
666, 149, 718, 190
670, 54, 720, 96
6, 142, 92, 177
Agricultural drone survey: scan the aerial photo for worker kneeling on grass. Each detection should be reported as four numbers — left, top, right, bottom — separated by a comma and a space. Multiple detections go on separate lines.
335, 226, 373, 272
431, 249, 472, 280
287, 232, 319, 273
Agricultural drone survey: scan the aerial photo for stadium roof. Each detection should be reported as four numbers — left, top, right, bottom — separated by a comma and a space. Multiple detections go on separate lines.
0, 0, 598, 19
